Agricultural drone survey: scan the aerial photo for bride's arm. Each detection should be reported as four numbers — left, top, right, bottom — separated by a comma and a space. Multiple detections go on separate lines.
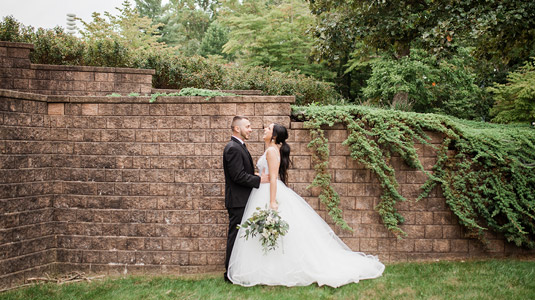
266, 147, 280, 210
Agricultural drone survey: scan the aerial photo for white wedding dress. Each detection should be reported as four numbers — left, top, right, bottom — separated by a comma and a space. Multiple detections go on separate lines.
228, 151, 385, 287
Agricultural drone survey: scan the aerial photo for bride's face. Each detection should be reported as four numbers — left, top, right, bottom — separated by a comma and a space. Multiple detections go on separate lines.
263, 123, 274, 141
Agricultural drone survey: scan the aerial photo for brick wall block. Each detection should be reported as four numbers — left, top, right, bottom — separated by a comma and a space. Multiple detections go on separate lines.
433, 239, 450, 252
47, 103, 64, 115
415, 239, 433, 252
7, 47, 31, 58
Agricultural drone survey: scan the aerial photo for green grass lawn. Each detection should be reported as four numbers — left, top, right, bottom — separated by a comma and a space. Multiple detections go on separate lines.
2, 259, 534, 300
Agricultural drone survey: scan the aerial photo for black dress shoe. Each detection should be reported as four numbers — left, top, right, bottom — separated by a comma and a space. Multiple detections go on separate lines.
223, 272, 231, 283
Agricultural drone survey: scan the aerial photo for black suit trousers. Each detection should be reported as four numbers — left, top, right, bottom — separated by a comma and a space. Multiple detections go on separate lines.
225, 206, 245, 272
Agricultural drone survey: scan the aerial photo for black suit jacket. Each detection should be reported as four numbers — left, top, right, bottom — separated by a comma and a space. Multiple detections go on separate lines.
223, 136, 261, 208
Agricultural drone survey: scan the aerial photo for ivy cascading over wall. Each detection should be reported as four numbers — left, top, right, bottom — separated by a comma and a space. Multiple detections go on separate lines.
294, 105, 535, 248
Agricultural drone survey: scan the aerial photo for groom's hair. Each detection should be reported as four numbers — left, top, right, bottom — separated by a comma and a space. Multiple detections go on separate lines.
231, 116, 248, 131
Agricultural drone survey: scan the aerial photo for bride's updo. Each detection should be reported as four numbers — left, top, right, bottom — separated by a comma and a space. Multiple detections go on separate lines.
272, 124, 290, 184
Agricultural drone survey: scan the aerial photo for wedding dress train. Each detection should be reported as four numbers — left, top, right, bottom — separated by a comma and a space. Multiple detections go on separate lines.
228, 151, 385, 287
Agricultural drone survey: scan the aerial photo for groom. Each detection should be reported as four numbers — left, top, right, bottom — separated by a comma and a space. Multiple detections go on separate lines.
223, 116, 267, 283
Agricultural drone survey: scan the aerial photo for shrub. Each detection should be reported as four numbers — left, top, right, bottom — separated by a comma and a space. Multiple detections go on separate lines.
0, 16, 33, 42
29, 27, 86, 65
489, 59, 535, 124
363, 48, 490, 120
221, 65, 341, 105
138, 52, 226, 90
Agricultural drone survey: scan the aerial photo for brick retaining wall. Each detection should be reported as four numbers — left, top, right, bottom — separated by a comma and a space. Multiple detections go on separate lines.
1, 41, 533, 291
0, 89, 295, 291
0, 90, 59, 290
2, 89, 532, 291
0, 42, 154, 96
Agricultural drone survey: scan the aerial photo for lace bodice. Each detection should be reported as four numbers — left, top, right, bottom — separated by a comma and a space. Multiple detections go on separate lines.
256, 148, 280, 176
256, 153, 269, 175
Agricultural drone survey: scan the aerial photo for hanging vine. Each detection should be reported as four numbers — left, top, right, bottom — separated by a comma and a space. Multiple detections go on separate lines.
306, 113, 353, 231
293, 105, 535, 247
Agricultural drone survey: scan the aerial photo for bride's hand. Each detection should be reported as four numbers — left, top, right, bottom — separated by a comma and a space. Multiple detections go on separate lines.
270, 201, 278, 210
260, 170, 269, 183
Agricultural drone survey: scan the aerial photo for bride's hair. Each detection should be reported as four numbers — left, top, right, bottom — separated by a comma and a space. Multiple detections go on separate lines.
272, 124, 291, 184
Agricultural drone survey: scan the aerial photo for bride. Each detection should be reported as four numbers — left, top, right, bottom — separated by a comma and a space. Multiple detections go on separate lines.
228, 123, 385, 287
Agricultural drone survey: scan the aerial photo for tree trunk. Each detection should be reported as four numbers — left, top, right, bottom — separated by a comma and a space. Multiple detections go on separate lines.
394, 41, 411, 59
392, 41, 410, 106
337, 54, 353, 101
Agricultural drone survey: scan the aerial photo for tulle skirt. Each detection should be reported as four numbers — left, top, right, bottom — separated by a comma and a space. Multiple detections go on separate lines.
228, 180, 385, 288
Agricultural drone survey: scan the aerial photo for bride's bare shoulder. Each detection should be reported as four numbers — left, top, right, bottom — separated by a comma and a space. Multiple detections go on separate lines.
266, 146, 278, 154
265, 146, 280, 160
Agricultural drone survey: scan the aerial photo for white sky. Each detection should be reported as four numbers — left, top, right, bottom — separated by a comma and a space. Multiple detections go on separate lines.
1, 0, 170, 30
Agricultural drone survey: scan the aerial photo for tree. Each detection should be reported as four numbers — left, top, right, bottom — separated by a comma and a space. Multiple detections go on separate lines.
308, 0, 535, 115
79, 1, 166, 55
134, 0, 163, 19
199, 21, 232, 59
309, 11, 361, 100
219, 0, 333, 79
309, 0, 535, 74
469, 1, 535, 69
157, 0, 212, 55
468, 1, 535, 88
310, 1, 441, 59
309, 0, 462, 102
489, 59, 535, 124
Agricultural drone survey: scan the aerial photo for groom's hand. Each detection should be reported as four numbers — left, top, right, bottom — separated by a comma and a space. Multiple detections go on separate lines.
260, 170, 269, 183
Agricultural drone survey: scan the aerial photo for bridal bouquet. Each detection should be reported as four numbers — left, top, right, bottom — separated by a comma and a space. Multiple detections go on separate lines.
238, 206, 290, 254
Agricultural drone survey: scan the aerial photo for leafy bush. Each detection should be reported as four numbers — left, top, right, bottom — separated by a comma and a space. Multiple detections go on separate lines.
1, 16, 135, 67
30, 28, 86, 65
139, 52, 226, 90
30, 28, 135, 67
0, 15, 34, 42
363, 48, 490, 120
221, 65, 341, 105
489, 59, 535, 124
142, 53, 340, 104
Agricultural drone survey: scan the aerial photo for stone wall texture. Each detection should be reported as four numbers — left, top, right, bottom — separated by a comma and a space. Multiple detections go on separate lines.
0, 90, 58, 291
1, 41, 533, 291
0, 42, 154, 96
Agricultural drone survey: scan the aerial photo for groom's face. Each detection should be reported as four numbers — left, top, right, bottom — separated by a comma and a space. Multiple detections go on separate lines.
236, 119, 252, 141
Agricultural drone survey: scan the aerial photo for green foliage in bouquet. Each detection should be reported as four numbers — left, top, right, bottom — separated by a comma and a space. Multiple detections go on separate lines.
238, 207, 290, 254
293, 104, 535, 248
